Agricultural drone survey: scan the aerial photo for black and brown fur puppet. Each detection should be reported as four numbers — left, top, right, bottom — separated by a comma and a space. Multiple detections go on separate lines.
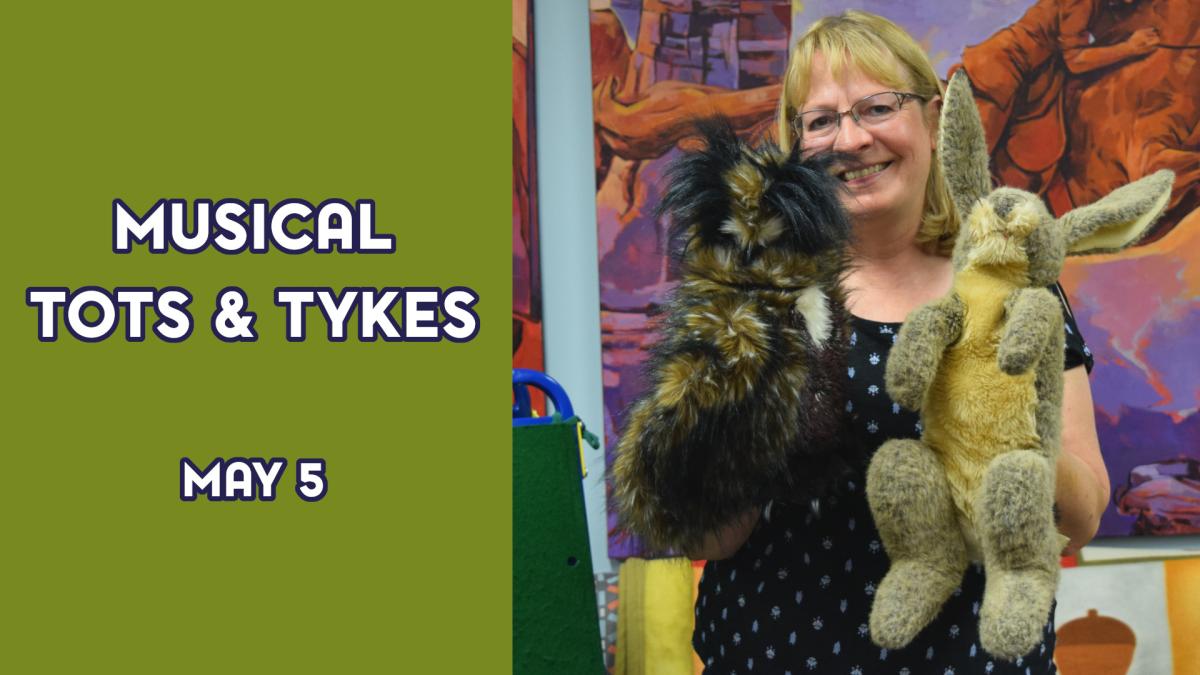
611, 118, 861, 556
865, 71, 1174, 661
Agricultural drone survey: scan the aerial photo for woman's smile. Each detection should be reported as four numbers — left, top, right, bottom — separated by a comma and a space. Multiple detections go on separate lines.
838, 160, 893, 185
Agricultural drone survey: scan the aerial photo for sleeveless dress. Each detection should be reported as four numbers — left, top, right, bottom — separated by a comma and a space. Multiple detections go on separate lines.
692, 284, 1093, 675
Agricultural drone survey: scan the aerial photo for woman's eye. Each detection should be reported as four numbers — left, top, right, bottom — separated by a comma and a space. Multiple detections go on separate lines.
807, 115, 834, 130
862, 104, 895, 118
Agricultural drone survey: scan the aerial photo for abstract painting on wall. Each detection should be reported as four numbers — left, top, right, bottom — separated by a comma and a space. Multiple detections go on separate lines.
513, 0, 545, 411
591, 0, 1199, 559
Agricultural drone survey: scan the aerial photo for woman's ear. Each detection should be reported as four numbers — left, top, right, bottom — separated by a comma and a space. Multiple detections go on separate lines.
927, 95, 942, 151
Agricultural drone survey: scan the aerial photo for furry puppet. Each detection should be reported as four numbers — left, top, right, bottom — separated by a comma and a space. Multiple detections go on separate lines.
865, 71, 1175, 660
611, 118, 862, 556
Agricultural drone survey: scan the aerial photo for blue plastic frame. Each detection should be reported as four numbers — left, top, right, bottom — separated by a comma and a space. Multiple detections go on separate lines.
513, 368, 575, 426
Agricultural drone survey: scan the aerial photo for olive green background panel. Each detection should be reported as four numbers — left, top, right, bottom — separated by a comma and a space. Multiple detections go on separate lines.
513, 419, 607, 675
0, 2, 510, 672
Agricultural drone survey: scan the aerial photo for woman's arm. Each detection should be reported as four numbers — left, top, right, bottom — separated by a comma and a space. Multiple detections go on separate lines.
1055, 366, 1111, 555
685, 507, 761, 561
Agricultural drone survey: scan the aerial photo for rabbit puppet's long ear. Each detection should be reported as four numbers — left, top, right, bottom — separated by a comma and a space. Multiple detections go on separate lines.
1060, 170, 1175, 255
938, 71, 991, 222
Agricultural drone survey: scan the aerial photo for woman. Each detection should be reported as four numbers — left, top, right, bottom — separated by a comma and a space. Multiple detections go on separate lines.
690, 11, 1109, 673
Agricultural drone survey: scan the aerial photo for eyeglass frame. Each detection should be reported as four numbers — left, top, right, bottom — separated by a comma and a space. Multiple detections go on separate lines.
792, 91, 929, 145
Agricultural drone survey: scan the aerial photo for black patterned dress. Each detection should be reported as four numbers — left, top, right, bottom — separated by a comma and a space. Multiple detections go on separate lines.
692, 284, 1093, 675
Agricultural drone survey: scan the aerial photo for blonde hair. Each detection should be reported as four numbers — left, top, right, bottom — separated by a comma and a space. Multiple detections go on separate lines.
777, 10, 958, 255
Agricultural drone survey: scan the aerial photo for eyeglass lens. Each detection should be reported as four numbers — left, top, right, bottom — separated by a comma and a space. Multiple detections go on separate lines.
797, 92, 908, 138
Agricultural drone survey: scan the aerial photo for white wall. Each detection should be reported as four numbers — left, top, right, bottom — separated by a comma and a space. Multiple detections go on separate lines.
532, 0, 614, 575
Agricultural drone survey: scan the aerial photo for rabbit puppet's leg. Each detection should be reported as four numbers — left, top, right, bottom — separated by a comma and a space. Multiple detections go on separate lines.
976, 449, 1059, 661
866, 438, 970, 649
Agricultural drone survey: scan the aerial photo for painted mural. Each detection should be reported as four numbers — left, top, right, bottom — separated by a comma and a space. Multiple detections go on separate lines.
514, 0, 545, 410
592, 0, 1200, 559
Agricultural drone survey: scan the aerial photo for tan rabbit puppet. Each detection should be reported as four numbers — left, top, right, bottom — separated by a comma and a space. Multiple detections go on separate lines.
612, 118, 864, 556
865, 71, 1174, 661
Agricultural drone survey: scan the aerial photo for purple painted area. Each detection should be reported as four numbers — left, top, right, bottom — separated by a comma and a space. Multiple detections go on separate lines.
602, 309, 660, 559
1141, 307, 1200, 414
597, 213, 668, 306
1069, 299, 1164, 417
792, 0, 1032, 74
595, 151, 676, 314
1097, 408, 1200, 536
1117, 459, 1200, 535
1065, 256, 1199, 538
610, 0, 641, 47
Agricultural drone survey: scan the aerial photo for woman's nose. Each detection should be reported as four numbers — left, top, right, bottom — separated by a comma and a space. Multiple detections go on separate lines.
832, 115, 873, 153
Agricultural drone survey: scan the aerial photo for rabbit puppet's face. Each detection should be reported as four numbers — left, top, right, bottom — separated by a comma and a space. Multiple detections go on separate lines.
954, 187, 1067, 285
939, 71, 1173, 284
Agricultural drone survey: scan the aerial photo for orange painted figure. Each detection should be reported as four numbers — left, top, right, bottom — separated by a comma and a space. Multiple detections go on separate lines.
956, 0, 1197, 242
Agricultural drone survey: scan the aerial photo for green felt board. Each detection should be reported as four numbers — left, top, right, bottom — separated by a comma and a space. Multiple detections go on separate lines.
513, 418, 606, 675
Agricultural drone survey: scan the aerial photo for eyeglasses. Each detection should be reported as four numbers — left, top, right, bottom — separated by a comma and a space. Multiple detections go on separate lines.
793, 91, 927, 143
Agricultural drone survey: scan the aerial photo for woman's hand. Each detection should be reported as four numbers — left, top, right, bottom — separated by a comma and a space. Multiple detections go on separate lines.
686, 507, 762, 561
